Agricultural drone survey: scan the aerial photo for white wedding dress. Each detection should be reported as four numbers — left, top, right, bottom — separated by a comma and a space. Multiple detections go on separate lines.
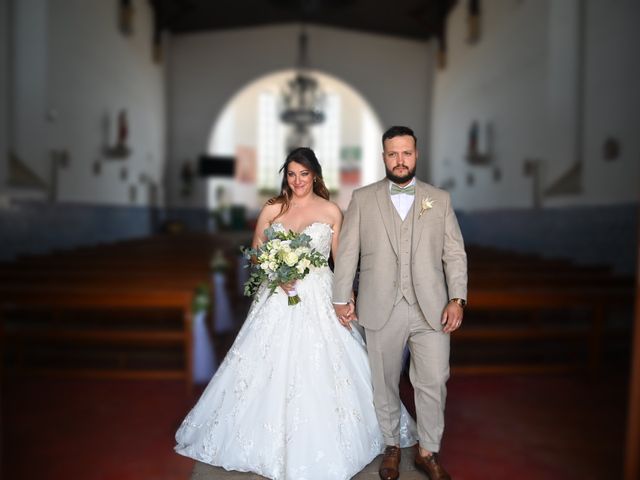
175, 222, 416, 480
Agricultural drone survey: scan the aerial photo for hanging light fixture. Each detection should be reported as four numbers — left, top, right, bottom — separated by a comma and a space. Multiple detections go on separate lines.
280, 28, 325, 151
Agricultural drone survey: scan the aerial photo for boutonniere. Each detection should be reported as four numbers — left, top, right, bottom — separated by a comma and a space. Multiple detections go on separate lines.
419, 197, 435, 218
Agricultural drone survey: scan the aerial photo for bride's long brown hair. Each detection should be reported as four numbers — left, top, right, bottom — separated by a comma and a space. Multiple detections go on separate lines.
267, 147, 330, 222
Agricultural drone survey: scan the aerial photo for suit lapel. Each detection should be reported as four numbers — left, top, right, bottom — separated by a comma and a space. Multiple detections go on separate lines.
375, 180, 399, 257
412, 181, 429, 256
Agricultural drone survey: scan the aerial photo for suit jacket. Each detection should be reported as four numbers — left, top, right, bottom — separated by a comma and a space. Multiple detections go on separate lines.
333, 179, 467, 331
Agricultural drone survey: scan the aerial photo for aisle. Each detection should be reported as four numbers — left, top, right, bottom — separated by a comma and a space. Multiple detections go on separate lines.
2, 372, 627, 480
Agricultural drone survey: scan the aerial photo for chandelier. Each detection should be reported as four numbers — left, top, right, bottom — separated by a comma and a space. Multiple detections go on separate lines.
280, 28, 325, 151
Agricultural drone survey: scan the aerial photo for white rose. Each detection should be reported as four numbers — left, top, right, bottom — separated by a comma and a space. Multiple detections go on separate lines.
298, 258, 311, 270
283, 251, 299, 267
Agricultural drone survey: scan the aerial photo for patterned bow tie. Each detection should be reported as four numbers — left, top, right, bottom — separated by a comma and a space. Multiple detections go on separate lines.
390, 184, 415, 196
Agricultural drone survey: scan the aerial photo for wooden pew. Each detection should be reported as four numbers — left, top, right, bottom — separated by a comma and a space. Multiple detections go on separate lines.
454, 247, 635, 374
0, 231, 256, 389
0, 284, 197, 391
0, 234, 234, 390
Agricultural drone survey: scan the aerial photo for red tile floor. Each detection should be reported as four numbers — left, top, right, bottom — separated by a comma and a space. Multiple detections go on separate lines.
2, 370, 629, 480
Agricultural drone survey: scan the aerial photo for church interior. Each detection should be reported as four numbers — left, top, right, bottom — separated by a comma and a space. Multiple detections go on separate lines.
0, 0, 639, 479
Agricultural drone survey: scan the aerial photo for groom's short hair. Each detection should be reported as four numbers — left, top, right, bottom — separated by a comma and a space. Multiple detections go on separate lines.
382, 126, 417, 148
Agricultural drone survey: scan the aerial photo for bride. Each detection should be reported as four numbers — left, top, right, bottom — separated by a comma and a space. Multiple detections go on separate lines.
175, 147, 416, 480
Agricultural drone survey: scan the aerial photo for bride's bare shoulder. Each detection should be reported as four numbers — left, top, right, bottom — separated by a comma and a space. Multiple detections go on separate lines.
257, 200, 282, 224
314, 198, 342, 224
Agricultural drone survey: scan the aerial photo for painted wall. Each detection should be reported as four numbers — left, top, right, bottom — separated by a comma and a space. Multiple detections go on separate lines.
167, 23, 435, 207
431, 0, 640, 210
459, 203, 637, 275
10, 0, 166, 206
0, 201, 155, 261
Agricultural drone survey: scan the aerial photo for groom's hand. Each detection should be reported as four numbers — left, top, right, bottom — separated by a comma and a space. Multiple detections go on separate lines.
441, 302, 463, 333
334, 303, 355, 331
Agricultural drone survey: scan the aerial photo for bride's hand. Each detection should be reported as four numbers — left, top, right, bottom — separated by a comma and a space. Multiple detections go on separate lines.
279, 280, 297, 294
334, 302, 357, 331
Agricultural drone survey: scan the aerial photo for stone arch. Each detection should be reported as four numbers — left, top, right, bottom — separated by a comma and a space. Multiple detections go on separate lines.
205, 68, 385, 211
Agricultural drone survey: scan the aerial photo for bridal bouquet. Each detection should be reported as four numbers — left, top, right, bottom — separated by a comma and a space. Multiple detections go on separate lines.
242, 225, 328, 305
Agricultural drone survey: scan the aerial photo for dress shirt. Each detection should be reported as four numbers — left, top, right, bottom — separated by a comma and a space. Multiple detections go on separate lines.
389, 178, 416, 221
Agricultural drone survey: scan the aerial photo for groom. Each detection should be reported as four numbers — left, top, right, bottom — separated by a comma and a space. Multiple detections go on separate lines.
333, 126, 467, 480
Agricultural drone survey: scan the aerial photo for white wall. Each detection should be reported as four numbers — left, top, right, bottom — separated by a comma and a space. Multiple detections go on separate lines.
431, 0, 640, 210
168, 23, 434, 207
10, 0, 166, 206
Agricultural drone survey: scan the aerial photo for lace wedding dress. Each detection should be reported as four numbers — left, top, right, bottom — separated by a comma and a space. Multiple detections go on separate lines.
175, 222, 416, 480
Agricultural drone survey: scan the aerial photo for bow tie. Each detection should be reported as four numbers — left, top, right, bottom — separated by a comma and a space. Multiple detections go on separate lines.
390, 184, 415, 196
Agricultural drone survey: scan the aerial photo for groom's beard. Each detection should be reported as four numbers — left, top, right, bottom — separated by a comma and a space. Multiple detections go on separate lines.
385, 165, 416, 184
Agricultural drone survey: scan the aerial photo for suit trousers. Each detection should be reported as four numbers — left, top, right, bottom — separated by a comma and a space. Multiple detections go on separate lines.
365, 299, 450, 452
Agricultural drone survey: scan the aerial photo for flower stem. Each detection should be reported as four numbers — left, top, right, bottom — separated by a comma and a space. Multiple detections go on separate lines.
288, 294, 301, 306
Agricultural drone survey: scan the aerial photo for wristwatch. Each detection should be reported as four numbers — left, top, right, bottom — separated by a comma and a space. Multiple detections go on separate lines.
449, 298, 467, 309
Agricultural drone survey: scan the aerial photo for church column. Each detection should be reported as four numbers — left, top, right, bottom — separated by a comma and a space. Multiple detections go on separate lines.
625, 224, 640, 480
545, 0, 585, 190
11, 0, 49, 190
0, 0, 9, 199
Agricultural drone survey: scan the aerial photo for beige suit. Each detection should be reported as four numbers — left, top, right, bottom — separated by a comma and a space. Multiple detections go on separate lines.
333, 178, 467, 451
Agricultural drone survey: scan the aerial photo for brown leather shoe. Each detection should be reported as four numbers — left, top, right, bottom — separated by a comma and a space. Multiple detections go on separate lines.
414, 450, 451, 480
379, 445, 401, 480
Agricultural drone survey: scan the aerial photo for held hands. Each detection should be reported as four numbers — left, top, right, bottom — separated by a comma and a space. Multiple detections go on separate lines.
441, 301, 464, 333
334, 301, 357, 331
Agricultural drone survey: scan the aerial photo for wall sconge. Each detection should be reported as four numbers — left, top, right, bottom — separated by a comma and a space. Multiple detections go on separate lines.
440, 177, 456, 190
129, 184, 137, 203
523, 158, 542, 208
49, 149, 71, 203
119, 0, 134, 36
181, 160, 195, 198
603, 137, 620, 162
467, 0, 481, 44
466, 120, 493, 165
103, 109, 131, 159
466, 173, 475, 186
51, 149, 70, 168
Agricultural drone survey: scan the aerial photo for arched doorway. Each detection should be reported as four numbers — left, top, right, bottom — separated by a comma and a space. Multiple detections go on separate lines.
206, 69, 384, 214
